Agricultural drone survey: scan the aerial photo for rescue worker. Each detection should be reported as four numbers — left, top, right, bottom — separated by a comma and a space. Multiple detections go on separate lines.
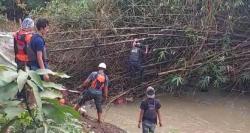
14, 17, 34, 100
14, 17, 50, 81
74, 63, 109, 123
128, 38, 148, 81
14, 17, 34, 71
138, 86, 162, 133
14, 18, 49, 101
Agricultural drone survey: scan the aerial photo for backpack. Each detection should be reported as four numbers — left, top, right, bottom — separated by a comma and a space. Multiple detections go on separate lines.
14, 30, 36, 64
90, 72, 106, 90
143, 99, 157, 123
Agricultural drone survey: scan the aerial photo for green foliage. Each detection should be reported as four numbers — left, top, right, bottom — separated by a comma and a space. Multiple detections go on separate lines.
184, 28, 199, 44
48, 113, 83, 133
240, 72, 250, 83
3, 101, 24, 120
0, 64, 81, 132
0, 0, 6, 13
0, 70, 18, 87
37, 0, 96, 28
198, 76, 211, 89
0, 82, 18, 101
26, 0, 48, 10
238, 72, 250, 90
193, 63, 228, 89
157, 50, 167, 62
221, 34, 232, 51
165, 74, 185, 87
42, 99, 80, 123
17, 70, 29, 92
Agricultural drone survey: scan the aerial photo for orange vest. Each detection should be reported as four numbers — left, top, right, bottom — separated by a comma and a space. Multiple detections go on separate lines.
90, 73, 106, 90
14, 30, 33, 62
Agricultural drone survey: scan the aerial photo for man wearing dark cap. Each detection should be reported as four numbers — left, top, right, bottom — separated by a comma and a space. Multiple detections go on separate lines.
138, 86, 162, 133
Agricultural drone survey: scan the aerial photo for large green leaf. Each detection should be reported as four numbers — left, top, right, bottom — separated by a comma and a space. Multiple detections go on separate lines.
28, 71, 44, 91
4, 106, 24, 120
3, 101, 23, 119
42, 103, 65, 123
4, 101, 21, 107
0, 65, 8, 71
35, 69, 54, 75
40, 90, 62, 99
27, 80, 43, 122
35, 69, 70, 78
0, 70, 18, 87
17, 70, 29, 92
42, 81, 64, 90
42, 99, 79, 123
0, 101, 21, 113
0, 82, 18, 101
53, 72, 71, 79
0, 64, 16, 71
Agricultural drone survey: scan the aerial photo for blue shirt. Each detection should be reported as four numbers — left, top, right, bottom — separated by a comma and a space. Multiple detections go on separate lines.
29, 34, 48, 69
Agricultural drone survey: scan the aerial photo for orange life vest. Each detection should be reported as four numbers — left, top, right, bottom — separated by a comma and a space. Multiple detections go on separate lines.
14, 30, 33, 62
90, 72, 106, 90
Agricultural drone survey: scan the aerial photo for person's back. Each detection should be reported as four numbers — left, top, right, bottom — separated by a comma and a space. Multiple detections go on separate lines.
14, 17, 34, 71
141, 98, 160, 124
74, 63, 109, 123
138, 86, 162, 133
129, 46, 143, 63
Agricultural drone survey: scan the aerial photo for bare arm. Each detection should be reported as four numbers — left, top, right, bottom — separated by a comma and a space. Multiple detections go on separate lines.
104, 76, 109, 100
37, 51, 49, 81
103, 87, 108, 100
156, 109, 162, 127
37, 51, 45, 69
138, 109, 144, 128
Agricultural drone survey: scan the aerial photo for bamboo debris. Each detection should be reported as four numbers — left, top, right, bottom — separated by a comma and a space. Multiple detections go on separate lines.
47, 2, 250, 100
48, 27, 164, 35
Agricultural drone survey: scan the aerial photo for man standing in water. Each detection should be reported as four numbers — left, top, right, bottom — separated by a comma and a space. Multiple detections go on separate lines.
138, 86, 162, 133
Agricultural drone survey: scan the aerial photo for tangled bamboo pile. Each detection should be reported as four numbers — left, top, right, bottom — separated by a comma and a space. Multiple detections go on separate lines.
44, 0, 250, 98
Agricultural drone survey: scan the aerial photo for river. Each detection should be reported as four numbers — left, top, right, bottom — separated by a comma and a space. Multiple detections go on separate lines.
87, 89, 250, 133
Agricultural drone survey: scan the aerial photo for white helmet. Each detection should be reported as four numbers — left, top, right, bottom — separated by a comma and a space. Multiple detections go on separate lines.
98, 63, 107, 69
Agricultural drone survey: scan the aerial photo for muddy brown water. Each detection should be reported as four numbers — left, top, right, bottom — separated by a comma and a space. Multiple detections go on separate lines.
86, 89, 250, 133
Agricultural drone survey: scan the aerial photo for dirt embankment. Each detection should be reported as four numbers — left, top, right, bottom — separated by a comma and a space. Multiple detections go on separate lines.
82, 115, 126, 133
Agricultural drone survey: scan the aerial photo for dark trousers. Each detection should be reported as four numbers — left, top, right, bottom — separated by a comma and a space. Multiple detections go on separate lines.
128, 61, 144, 81
77, 89, 103, 113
